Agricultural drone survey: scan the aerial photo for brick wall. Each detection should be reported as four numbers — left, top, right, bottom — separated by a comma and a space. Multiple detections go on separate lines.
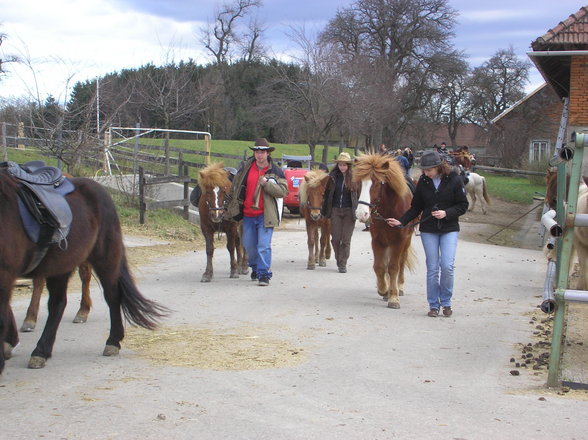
569, 56, 588, 125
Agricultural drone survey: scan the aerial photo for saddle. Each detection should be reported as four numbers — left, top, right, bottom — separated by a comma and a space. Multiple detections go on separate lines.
3, 161, 75, 274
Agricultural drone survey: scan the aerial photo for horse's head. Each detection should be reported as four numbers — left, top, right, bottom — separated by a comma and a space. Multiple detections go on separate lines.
198, 163, 233, 223
300, 170, 329, 221
353, 154, 408, 224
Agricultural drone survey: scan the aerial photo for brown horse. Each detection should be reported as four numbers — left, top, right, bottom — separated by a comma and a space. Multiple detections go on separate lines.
0, 165, 168, 373
545, 168, 588, 290
450, 147, 474, 170
20, 262, 92, 332
354, 154, 416, 309
198, 162, 247, 282
299, 169, 331, 270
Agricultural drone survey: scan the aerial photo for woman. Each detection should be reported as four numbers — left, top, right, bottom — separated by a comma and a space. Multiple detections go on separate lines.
386, 150, 468, 317
323, 152, 358, 273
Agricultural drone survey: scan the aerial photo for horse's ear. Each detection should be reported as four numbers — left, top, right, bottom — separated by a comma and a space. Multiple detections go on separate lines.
381, 160, 390, 170
305, 174, 311, 182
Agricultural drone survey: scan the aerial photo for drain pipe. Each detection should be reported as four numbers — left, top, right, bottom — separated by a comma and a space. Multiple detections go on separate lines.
542, 259, 557, 313
541, 209, 563, 237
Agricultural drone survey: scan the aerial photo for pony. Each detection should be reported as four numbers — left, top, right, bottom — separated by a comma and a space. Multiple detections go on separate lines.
353, 154, 416, 309
0, 165, 168, 373
465, 172, 490, 214
545, 168, 588, 290
197, 162, 247, 282
299, 169, 331, 270
20, 262, 92, 332
450, 146, 474, 170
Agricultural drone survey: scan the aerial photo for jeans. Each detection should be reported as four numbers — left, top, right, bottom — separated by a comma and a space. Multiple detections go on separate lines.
420, 231, 459, 310
242, 214, 274, 279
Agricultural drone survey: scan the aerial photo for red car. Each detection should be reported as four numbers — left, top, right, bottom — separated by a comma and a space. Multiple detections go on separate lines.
281, 155, 312, 215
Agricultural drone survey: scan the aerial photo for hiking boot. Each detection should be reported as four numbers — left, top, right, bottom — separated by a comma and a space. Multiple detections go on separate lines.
258, 277, 270, 286
251, 271, 257, 281
442, 306, 453, 317
427, 309, 439, 317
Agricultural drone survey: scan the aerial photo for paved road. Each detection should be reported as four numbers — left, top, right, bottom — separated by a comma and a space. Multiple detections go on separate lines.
3, 220, 588, 440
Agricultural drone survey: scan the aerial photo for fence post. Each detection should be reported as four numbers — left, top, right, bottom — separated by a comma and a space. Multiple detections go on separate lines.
1, 122, 7, 161
139, 166, 146, 224
183, 164, 189, 220
17, 122, 24, 149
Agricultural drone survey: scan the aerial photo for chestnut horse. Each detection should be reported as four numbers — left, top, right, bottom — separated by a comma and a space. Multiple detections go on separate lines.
451, 147, 474, 170
0, 164, 168, 373
354, 154, 416, 309
20, 262, 92, 332
545, 168, 588, 290
299, 169, 331, 270
198, 163, 247, 282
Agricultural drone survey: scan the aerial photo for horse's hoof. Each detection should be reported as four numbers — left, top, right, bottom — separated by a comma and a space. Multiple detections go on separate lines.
319, 261, 326, 267
201, 276, 212, 283
103, 345, 120, 357
230, 273, 239, 279
4, 342, 15, 359
28, 356, 46, 369
307, 265, 316, 270
20, 322, 36, 332
387, 301, 400, 309
399, 289, 404, 297
240, 268, 249, 275
73, 313, 88, 324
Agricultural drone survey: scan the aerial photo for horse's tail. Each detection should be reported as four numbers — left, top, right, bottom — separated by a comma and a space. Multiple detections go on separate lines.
404, 239, 418, 273
118, 259, 170, 330
482, 177, 491, 205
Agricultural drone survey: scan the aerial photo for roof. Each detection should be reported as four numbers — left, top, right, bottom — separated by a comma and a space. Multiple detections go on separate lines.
490, 83, 548, 124
529, 5, 588, 98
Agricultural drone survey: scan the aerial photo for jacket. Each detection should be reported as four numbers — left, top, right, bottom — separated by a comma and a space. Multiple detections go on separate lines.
398, 171, 468, 233
227, 157, 288, 227
322, 168, 359, 219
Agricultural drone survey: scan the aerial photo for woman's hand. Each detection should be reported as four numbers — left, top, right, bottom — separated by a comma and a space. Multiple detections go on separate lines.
386, 218, 401, 227
432, 209, 446, 219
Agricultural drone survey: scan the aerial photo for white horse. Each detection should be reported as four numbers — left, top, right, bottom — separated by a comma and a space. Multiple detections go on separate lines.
465, 172, 490, 214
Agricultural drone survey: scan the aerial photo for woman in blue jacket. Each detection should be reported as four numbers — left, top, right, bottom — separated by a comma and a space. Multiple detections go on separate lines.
386, 150, 469, 318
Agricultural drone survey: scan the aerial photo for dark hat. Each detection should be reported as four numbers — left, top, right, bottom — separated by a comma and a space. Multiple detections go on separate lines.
250, 138, 275, 152
420, 150, 442, 169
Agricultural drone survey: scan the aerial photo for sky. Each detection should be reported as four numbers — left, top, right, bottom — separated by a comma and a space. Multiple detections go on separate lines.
0, 0, 585, 104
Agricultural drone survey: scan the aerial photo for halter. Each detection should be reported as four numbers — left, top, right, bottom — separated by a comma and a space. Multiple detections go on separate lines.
358, 181, 387, 221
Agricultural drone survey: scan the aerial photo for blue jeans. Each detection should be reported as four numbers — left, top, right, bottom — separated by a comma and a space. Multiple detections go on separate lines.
242, 214, 274, 279
420, 231, 459, 310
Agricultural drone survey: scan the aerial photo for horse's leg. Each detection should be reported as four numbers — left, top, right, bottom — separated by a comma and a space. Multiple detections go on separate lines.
28, 274, 70, 369
238, 222, 249, 274
324, 221, 332, 260
201, 227, 215, 282
73, 262, 93, 323
20, 277, 45, 332
372, 243, 390, 300
306, 222, 316, 270
318, 223, 328, 267
226, 226, 239, 278
3, 304, 19, 362
475, 186, 486, 214
313, 227, 320, 264
386, 248, 402, 309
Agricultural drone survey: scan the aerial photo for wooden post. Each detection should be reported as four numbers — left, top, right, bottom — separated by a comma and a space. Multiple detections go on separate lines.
2, 122, 7, 161
17, 122, 24, 149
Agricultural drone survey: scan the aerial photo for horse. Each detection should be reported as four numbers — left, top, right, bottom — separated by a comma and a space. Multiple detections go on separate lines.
545, 168, 588, 290
20, 262, 92, 332
0, 164, 168, 373
353, 154, 416, 309
299, 169, 331, 270
465, 172, 490, 214
450, 146, 474, 170
197, 162, 247, 282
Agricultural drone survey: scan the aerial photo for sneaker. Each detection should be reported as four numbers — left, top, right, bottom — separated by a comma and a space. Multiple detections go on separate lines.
251, 271, 257, 281
427, 309, 439, 317
442, 306, 452, 317
338, 266, 347, 273
258, 277, 270, 286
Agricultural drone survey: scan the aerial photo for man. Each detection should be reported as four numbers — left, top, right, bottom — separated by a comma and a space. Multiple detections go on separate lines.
436, 142, 455, 165
227, 138, 288, 286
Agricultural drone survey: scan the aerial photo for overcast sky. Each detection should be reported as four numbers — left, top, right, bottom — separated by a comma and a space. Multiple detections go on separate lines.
0, 0, 584, 103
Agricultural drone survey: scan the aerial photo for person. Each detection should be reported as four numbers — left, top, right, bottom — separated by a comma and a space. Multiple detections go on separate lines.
385, 150, 468, 318
436, 142, 455, 165
323, 152, 359, 273
403, 147, 414, 169
227, 138, 288, 286
378, 143, 389, 155
393, 149, 411, 176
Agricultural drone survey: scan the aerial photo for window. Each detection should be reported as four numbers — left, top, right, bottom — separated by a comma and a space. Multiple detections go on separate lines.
529, 140, 550, 162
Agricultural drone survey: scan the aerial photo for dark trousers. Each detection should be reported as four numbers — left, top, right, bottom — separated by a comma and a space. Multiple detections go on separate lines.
330, 207, 355, 268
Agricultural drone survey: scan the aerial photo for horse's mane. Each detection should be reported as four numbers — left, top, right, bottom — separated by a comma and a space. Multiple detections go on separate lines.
299, 169, 328, 205
198, 162, 230, 189
0, 168, 18, 198
352, 154, 409, 198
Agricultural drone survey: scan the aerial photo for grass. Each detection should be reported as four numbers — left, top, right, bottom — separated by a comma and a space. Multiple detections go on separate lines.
480, 172, 546, 205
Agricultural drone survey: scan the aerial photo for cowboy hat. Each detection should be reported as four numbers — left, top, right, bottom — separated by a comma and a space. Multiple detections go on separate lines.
419, 150, 443, 169
249, 138, 275, 152
334, 152, 353, 164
